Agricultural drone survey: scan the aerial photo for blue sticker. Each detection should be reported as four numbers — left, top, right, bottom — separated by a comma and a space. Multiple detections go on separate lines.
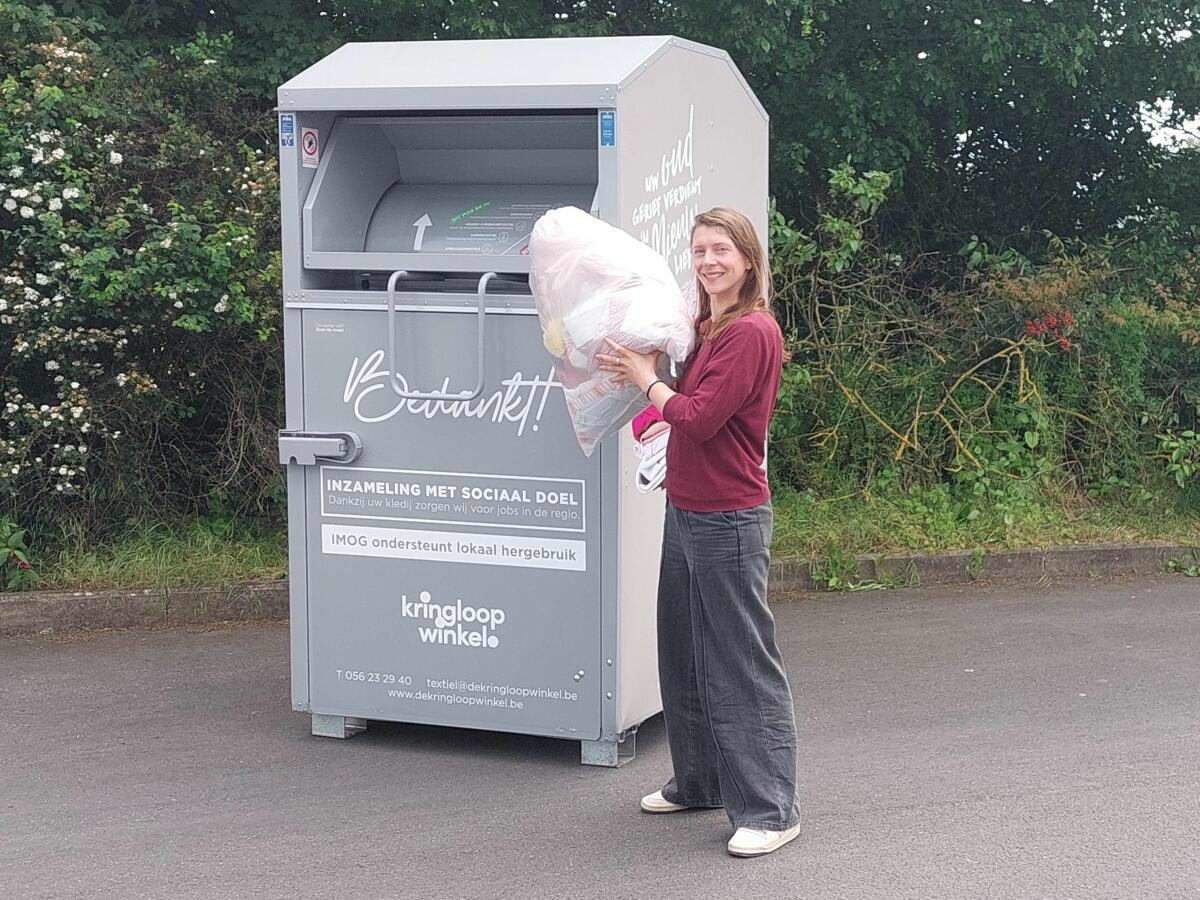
600, 111, 616, 147
279, 114, 295, 148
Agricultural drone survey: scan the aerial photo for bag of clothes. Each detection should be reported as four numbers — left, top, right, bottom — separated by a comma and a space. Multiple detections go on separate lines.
529, 206, 695, 456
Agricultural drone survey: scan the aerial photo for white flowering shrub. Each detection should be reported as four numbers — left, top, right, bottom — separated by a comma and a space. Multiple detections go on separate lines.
0, 8, 282, 535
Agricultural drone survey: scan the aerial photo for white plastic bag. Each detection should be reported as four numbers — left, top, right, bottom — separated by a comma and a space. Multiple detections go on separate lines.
529, 206, 695, 456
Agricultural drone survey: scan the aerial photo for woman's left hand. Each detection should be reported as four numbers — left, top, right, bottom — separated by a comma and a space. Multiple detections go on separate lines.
596, 339, 660, 392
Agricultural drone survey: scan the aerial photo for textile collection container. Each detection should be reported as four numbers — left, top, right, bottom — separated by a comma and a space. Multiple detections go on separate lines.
276, 36, 768, 765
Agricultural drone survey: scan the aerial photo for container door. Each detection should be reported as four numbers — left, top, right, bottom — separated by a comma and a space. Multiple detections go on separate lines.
299, 301, 602, 740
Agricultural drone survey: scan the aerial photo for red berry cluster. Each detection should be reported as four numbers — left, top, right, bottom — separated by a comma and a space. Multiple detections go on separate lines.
1025, 309, 1074, 352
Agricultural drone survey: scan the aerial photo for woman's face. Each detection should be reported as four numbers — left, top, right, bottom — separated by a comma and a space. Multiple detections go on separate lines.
691, 225, 752, 299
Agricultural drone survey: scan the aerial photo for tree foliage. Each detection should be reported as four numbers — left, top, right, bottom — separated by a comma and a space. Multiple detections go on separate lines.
49, 0, 1200, 252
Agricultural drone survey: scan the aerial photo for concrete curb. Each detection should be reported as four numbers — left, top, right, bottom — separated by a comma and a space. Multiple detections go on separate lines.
770, 541, 1196, 594
0, 581, 290, 638
2, 543, 1195, 637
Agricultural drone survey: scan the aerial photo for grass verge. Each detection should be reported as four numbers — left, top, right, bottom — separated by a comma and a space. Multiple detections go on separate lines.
11, 487, 1198, 592
30, 521, 287, 591
771, 483, 1200, 560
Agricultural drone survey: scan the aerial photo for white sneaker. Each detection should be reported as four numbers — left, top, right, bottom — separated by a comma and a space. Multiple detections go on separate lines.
639, 790, 688, 814
727, 823, 801, 857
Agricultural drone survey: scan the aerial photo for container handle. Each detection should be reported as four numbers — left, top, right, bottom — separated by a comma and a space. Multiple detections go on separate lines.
386, 270, 492, 401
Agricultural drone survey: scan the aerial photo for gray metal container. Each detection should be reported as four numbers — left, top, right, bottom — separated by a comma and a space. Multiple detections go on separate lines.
276, 36, 768, 765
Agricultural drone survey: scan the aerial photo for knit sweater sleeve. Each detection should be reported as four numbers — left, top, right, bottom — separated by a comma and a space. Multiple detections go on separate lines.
661, 318, 769, 443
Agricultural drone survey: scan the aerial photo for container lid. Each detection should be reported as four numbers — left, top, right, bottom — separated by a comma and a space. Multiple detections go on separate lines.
277, 36, 739, 111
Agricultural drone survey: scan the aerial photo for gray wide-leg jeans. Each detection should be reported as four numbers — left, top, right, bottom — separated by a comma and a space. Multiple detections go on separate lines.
657, 501, 801, 831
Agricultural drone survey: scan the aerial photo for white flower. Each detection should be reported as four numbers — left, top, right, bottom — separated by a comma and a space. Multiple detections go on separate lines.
58, 466, 68, 475
174, 300, 184, 309
103, 134, 115, 145
70, 382, 79, 389
109, 151, 123, 165
31, 148, 45, 164
2, 198, 14, 212
62, 187, 80, 200
161, 237, 173, 249
7, 166, 22, 177
51, 148, 65, 161
10, 466, 18, 475
35, 274, 50, 285
71, 407, 83, 418
115, 374, 128, 386
19, 206, 34, 218
10, 188, 29, 198
0, 300, 7, 312
45, 360, 60, 371
213, 299, 229, 313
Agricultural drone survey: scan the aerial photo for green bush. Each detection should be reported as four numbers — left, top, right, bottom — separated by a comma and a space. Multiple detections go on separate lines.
768, 165, 1200, 528
0, 6, 283, 541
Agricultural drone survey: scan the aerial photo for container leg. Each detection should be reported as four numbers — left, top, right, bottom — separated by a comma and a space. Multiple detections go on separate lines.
312, 714, 367, 739
580, 728, 637, 767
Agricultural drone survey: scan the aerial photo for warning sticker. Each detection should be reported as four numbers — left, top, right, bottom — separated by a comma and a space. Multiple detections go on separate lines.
279, 114, 295, 148
301, 127, 319, 168
600, 111, 616, 147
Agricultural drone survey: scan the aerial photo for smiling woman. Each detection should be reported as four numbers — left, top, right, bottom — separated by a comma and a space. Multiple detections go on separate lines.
598, 207, 801, 858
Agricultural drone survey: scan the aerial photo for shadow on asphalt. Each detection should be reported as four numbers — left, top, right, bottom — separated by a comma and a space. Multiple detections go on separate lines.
344, 709, 670, 771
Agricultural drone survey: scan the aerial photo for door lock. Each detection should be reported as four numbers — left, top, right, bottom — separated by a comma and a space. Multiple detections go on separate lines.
277, 431, 363, 466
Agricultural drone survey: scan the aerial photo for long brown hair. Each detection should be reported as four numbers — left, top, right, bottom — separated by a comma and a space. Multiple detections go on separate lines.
692, 207, 779, 343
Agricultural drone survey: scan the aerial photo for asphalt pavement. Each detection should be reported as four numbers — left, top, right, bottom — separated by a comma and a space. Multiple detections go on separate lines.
2, 577, 1198, 900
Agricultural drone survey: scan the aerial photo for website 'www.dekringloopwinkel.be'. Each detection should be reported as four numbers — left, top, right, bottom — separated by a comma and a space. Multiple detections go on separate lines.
388, 678, 581, 710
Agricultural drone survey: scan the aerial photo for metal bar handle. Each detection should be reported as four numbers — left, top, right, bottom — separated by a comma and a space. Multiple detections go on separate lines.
386, 270, 492, 401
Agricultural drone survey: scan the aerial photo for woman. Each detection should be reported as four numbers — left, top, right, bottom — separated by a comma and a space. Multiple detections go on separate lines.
597, 207, 801, 858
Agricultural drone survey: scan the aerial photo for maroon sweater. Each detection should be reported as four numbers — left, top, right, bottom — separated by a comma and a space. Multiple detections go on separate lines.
659, 311, 784, 512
